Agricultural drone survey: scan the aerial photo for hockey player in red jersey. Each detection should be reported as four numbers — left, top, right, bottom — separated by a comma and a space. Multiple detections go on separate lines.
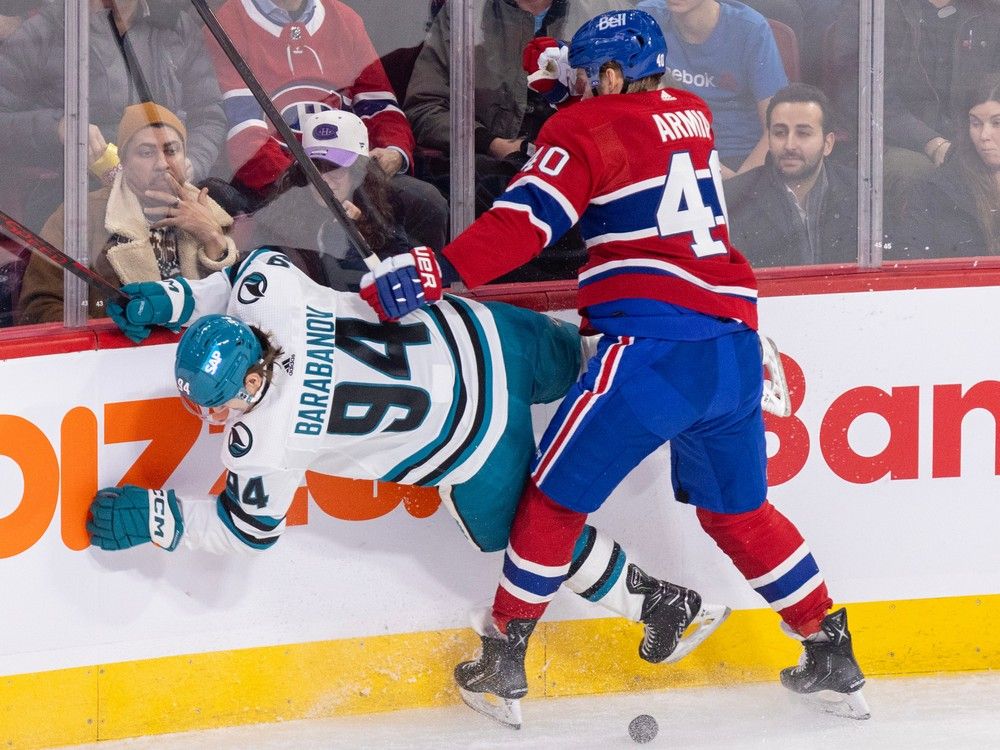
360, 9, 869, 725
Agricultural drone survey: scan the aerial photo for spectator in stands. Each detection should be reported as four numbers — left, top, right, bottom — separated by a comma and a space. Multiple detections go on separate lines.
207, 0, 448, 251
0, 0, 226, 232
17, 103, 238, 325
830, 1, 1000, 218
251, 109, 412, 290
726, 84, 857, 266
892, 74, 1000, 258
638, 0, 788, 177
404, 0, 630, 279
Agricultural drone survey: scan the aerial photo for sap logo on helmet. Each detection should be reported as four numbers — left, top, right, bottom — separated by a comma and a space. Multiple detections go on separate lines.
597, 12, 627, 31
204, 349, 223, 375
238, 272, 268, 304
312, 123, 339, 141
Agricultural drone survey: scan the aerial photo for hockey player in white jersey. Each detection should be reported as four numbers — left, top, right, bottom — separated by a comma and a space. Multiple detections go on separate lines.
87, 113, 730, 696
89, 245, 729, 689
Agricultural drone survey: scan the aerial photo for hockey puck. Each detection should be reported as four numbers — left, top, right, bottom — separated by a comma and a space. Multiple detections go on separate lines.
628, 714, 658, 743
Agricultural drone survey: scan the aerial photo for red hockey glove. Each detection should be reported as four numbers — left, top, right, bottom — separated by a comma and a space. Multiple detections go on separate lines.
360, 247, 443, 322
523, 37, 580, 107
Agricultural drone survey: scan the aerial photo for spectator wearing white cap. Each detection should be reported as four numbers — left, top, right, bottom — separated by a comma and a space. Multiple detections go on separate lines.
247, 109, 414, 289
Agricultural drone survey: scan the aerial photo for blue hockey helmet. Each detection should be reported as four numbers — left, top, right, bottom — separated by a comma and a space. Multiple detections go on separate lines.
174, 315, 263, 410
569, 10, 667, 90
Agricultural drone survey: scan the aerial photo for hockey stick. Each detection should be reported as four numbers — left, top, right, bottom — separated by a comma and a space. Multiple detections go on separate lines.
189, 0, 380, 272
0, 209, 130, 305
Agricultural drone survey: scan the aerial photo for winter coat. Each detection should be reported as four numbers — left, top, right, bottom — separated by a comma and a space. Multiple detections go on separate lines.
404, 0, 635, 154
0, 2, 225, 182
725, 155, 859, 267
18, 174, 238, 325
890, 158, 996, 258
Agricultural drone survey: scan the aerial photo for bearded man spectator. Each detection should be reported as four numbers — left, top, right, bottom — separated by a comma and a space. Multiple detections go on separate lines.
725, 84, 858, 266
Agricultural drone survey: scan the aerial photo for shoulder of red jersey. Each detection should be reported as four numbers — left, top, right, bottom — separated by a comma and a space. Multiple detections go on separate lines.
539, 88, 713, 139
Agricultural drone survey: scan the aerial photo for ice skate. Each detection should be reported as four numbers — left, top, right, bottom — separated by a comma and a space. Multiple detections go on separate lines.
454, 610, 536, 729
780, 607, 870, 720
628, 564, 731, 664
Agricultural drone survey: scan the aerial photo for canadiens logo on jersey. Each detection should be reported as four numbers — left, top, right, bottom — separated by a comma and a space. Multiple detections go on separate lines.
229, 422, 254, 458
238, 272, 268, 304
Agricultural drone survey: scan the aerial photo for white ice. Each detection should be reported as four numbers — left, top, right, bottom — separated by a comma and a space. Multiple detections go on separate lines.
68, 672, 999, 749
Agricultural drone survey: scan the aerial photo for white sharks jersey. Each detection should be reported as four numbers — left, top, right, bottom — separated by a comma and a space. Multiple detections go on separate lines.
175, 249, 509, 550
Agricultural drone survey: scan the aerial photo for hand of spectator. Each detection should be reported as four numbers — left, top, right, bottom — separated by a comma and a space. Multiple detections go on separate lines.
343, 199, 362, 222
144, 174, 228, 259
58, 117, 108, 167
925, 137, 951, 167
370, 147, 404, 176
523, 37, 578, 107
489, 137, 524, 160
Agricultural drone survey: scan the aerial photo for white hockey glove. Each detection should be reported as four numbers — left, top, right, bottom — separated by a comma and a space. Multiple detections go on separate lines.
760, 333, 791, 417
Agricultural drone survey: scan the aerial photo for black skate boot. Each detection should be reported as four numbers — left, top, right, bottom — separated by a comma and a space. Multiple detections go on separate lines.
627, 564, 731, 664
780, 607, 870, 720
454, 615, 536, 729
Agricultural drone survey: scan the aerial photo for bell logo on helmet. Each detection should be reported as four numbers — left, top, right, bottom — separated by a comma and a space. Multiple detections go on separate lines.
204, 349, 223, 375
597, 12, 626, 31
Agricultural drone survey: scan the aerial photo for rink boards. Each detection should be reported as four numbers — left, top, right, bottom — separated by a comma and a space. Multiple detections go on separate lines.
2, 283, 1000, 748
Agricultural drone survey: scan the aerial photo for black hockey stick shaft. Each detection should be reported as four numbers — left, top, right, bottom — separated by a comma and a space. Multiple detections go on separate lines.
0, 209, 130, 305
190, 0, 380, 271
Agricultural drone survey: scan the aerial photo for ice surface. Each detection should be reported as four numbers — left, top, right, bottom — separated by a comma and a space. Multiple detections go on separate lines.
68, 672, 1000, 749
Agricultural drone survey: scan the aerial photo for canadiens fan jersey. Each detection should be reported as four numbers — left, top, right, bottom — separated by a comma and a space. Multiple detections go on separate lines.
443, 87, 759, 331
208, 0, 414, 190
172, 249, 508, 551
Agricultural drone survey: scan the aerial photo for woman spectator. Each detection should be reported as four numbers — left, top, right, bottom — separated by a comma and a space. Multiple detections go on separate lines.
893, 74, 1000, 258
249, 109, 412, 291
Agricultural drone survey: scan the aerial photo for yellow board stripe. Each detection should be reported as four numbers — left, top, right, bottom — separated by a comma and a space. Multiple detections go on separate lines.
4, 595, 999, 749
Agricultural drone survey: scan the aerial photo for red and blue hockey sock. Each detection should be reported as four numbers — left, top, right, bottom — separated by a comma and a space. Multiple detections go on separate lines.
697, 501, 832, 637
493, 481, 587, 633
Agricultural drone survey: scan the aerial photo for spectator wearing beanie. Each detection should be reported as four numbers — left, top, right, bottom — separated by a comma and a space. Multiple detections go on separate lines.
18, 102, 238, 325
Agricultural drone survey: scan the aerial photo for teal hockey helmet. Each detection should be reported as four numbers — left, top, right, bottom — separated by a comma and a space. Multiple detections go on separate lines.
175, 315, 263, 410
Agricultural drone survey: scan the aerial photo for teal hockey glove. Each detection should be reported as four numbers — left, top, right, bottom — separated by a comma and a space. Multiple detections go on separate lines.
88, 485, 184, 551
107, 278, 193, 343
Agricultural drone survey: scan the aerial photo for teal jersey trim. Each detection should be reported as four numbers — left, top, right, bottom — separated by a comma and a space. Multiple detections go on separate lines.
381, 307, 463, 482
585, 548, 627, 602
216, 491, 283, 550
430, 296, 495, 484
226, 246, 284, 286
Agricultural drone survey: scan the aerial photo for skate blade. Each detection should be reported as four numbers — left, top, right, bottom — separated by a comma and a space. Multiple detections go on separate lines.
457, 686, 523, 730
663, 604, 732, 664
800, 687, 871, 720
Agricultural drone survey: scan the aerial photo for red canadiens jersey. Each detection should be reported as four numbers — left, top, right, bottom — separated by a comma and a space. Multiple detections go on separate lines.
443, 87, 759, 330
209, 0, 415, 191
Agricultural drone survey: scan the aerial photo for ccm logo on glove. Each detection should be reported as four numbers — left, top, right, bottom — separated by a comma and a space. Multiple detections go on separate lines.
150, 489, 175, 544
